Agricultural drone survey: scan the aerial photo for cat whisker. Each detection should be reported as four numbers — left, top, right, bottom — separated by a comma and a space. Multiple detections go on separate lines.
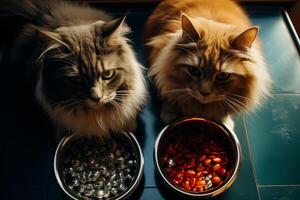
223, 101, 244, 121
96, 117, 103, 129
116, 90, 138, 94
116, 91, 150, 97
55, 66, 78, 72
225, 98, 243, 112
116, 91, 148, 95
227, 96, 252, 110
116, 92, 149, 97
116, 94, 149, 98
226, 96, 257, 118
36, 43, 62, 63
225, 97, 255, 120
109, 99, 123, 109
124, 37, 133, 45
48, 52, 69, 59
164, 88, 191, 94
47, 57, 79, 68
113, 96, 139, 104
138, 64, 148, 72
226, 96, 248, 109
222, 101, 235, 113
224, 99, 240, 114
228, 93, 259, 105
225, 97, 247, 113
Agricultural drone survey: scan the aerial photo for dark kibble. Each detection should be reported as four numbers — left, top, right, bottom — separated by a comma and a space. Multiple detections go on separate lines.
62, 138, 138, 199
95, 189, 104, 198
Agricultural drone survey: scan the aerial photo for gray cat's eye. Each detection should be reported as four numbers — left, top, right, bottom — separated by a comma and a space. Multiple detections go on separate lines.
216, 72, 231, 81
102, 70, 115, 80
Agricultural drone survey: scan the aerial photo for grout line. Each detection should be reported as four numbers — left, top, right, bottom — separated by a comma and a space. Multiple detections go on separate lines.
258, 184, 300, 188
271, 93, 300, 96
243, 116, 262, 200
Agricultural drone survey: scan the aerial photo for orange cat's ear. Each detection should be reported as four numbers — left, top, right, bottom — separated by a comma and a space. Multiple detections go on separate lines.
232, 26, 258, 51
181, 14, 200, 42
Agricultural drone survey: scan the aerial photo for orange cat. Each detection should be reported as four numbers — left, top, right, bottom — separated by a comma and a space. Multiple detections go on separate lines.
145, 0, 270, 129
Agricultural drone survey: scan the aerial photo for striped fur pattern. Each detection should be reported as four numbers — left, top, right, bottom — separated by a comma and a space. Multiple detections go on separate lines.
7, 0, 147, 137
145, 0, 270, 129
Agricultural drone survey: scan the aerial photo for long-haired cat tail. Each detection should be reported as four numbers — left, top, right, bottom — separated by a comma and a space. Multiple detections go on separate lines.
144, 0, 271, 129
3, 0, 147, 138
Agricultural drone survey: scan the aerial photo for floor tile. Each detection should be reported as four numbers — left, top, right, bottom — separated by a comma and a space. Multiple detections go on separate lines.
138, 106, 164, 188
6, 190, 47, 200
259, 186, 300, 200
250, 11, 300, 94
139, 188, 165, 200
246, 95, 300, 185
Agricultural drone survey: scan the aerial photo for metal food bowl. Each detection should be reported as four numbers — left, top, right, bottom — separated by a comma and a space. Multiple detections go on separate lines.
154, 117, 242, 198
54, 132, 144, 200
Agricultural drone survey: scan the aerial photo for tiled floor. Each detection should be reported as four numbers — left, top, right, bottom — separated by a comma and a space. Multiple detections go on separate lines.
1, 5, 300, 200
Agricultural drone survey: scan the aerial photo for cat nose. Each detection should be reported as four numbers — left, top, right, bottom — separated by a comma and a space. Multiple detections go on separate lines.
90, 88, 102, 103
201, 91, 210, 97
90, 94, 101, 102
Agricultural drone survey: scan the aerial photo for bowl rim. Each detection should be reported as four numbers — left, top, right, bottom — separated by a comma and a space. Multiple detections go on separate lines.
154, 117, 242, 197
54, 131, 144, 200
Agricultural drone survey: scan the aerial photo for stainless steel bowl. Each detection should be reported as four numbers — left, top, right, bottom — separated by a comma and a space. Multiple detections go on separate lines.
154, 117, 242, 198
54, 132, 144, 200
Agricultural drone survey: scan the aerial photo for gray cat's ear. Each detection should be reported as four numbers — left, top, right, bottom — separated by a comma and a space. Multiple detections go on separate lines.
181, 14, 200, 42
101, 16, 130, 38
232, 26, 258, 51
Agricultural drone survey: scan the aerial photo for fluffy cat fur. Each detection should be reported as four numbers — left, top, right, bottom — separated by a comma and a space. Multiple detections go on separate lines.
5, 0, 147, 137
145, 0, 270, 129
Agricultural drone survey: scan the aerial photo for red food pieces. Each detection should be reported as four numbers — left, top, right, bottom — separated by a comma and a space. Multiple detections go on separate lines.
204, 158, 211, 166
212, 176, 222, 184
212, 164, 221, 172
163, 135, 229, 193
184, 169, 196, 177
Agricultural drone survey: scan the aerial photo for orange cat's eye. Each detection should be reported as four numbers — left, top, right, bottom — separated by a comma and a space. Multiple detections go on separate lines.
187, 66, 202, 77
216, 72, 231, 81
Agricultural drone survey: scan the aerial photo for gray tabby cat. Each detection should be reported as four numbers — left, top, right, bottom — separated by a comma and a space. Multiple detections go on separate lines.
5, 0, 147, 137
